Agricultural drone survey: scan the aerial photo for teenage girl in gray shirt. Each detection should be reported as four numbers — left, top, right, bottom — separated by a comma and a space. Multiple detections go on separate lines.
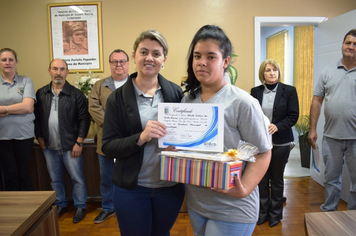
182, 25, 272, 236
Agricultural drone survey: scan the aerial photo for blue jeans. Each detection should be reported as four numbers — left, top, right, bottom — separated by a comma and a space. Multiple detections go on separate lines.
98, 154, 114, 212
42, 148, 87, 208
321, 137, 356, 211
114, 183, 185, 236
188, 206, 256, 236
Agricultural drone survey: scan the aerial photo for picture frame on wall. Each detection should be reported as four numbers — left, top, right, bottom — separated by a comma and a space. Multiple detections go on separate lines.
47, 2, 103, 73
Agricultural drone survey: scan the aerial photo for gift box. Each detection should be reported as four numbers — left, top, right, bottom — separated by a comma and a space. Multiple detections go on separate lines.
160, 155, 242, 190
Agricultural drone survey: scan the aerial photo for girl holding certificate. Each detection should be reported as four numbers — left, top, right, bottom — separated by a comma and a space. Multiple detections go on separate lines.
182, 25, 272, 236
101, 29, 185, 236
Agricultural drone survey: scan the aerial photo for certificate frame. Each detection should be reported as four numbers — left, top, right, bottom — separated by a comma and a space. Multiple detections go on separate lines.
47, 2, 103, 73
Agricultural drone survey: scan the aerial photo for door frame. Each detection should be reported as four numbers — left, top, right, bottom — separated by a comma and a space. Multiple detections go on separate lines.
254, 16, 328, 86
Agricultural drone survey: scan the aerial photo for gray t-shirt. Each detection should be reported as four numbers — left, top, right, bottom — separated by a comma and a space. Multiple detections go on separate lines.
0, 74, 36, 140
182, 83, 272, 223
314, 60, 356, 139
132, 79, 176, 188
47, 89, 62, 150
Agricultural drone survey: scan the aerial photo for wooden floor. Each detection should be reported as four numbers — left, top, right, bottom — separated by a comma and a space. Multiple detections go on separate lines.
59, 177, 348, 236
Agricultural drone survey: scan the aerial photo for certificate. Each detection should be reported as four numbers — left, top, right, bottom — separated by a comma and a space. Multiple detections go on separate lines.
158, 103, 224, 152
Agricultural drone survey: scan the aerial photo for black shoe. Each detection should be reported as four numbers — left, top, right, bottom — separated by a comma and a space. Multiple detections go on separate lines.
57, 206, 68, 218
269, 220, 280, 227
94, 210, 115, 224
73, 208, 86, 223
282, 196, 287, 202
257, 218, 268, 225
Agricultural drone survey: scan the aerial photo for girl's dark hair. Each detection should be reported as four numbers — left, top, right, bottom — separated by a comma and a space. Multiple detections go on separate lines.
185, 25, 233, 98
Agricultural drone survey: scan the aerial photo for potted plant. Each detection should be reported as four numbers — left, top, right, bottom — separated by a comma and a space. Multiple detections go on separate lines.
294, 115, 311, 168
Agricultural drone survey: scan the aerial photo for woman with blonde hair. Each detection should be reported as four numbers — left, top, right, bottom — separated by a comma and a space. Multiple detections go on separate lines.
0, 48, 36, 191
251, 59, 299, 227
102, 30, 185, 236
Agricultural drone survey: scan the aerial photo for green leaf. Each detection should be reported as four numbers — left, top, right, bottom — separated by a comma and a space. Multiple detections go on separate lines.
295, 115, 310, 137
228, 65, 238, 85
227, 54, 238, 85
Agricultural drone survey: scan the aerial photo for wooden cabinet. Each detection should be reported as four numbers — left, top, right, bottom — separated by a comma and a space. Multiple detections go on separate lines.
30, 142, 102, 201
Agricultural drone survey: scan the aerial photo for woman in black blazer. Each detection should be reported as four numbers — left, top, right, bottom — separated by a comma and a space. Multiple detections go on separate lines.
102, 30, 185, 236
251, 59, 299, 227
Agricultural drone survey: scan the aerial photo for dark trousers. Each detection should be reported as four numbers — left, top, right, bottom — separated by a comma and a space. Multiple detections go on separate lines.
114, 183, 185, 236
0, 138, 34, 191
258, 145, 290, 221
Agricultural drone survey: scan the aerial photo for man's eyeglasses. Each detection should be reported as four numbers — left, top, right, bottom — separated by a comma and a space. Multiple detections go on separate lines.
110, 60, 128, 66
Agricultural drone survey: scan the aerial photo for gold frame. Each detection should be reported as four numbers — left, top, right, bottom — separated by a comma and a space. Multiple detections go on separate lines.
47, 2, 103, 73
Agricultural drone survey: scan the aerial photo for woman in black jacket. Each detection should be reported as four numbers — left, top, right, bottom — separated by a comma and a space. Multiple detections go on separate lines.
251, 59, 299, 227
102, 29, 185, 236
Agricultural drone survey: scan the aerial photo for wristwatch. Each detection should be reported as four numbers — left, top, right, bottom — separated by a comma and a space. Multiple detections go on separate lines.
76, 141, 84, 147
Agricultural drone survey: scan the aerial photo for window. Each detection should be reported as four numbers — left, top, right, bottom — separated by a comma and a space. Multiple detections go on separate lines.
293, 26, 314, 117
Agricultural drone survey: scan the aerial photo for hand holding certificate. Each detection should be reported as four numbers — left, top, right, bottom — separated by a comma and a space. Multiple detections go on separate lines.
158, 103, 224, 152
137, 120, 168, 146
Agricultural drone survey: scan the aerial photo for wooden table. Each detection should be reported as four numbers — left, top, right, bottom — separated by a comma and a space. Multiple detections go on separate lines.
305, 210, 356, 236
0, 191, 58, 236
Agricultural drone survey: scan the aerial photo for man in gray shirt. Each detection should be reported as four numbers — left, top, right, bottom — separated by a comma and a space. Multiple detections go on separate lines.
309, 29, 356, 212
34, 58, 91, 223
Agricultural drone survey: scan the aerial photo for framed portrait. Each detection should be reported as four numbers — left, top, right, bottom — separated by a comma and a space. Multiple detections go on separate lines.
47, 2, 103, 73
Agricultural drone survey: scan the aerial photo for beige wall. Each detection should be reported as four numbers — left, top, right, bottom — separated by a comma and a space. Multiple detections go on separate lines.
1, 0, 356, 92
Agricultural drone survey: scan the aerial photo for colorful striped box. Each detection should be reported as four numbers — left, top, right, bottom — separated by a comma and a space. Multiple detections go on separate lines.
160, 155, 242, 190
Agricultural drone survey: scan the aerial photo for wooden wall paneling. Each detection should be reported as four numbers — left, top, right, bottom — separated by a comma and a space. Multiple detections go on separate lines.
82, 143, 102, 199
30, 143, 101, 201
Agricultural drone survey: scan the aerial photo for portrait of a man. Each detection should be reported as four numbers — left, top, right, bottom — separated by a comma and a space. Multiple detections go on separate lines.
63, 21, 89, 55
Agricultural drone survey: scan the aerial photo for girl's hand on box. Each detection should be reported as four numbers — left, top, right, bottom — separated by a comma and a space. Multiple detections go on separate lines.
214, 150, 271, 198
212, 175, 249, 198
